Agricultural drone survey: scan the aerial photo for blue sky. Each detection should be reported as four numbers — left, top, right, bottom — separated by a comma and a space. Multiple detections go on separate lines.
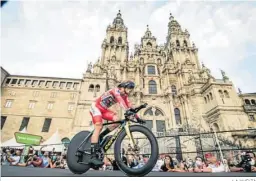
1, 0, 256, 93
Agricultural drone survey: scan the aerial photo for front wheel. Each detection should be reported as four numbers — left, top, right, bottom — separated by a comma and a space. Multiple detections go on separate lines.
114, 125, 159, 177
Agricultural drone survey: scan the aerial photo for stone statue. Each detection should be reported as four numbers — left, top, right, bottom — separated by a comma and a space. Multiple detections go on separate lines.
238, 88, 242, 94
192, 42, 196, 48
220, 69, 229, 80
188, 71, 195, 82
111, 56, 116, 62
109, 67, 116, 78
176, 62, 181, 69
86, 62, 93, 73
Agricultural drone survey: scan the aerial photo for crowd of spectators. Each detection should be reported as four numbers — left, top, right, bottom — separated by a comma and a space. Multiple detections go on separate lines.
1, 146, 67, 169
100, 150, 256, 173
1, 146, 255, 173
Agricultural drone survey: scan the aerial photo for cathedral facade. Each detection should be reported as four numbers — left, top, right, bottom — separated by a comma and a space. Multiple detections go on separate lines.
1, 11, 255, 150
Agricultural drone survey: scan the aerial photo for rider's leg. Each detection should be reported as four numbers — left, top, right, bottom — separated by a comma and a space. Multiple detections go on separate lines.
100, 111, 119, 138
89, 106, 104, 166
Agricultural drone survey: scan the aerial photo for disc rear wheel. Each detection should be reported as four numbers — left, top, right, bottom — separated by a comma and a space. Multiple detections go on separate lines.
67, 131, 91, 174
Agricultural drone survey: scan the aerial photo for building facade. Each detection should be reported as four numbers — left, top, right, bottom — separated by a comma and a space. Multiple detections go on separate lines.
1, 11, 255, 151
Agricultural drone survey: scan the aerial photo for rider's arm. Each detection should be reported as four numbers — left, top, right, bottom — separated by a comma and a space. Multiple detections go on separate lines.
124, 95, 139, 119
113, 88, 129, 110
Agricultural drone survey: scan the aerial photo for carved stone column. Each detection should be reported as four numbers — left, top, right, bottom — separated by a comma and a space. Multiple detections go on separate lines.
183, 95, 191, 125
168, 94, 177, 129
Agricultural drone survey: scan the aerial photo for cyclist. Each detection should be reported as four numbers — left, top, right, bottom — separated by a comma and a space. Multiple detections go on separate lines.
89, 80, 144, 166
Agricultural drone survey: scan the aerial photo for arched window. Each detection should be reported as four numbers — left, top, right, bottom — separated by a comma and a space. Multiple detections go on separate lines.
88, 84, 94, 92
212, 123, 220, 132
147, 65, 156, 75
146, 42, 152, 48
118, 37, 122, 44
218, 90, 224, 98
176, 40, 180, 47
210, 92, 213, 100
245, 99, 250, 105
157, 58, 161, 64
155, 108, 164, 116
149, 80, 157, 94
224, 90, 230, 98
204, 97, 207, 104
207, 95, 210, 102
144, 108, 153, 116
140, 58, 144, 64
110, 36, 114, 44
171, 85, 177, 95
174, 108, 181, 125
184, 40, 188, 47
251, 99, 256, 105
95, 85, 100, 92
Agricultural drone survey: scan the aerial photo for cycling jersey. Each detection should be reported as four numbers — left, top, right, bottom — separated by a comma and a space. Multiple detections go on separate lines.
90, 87, 134, 124
96, 87, 132, 110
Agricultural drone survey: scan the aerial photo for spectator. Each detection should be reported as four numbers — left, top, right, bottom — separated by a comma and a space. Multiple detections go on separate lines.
132, 154, 145, 169
6, 150, 21, 166
184, 157, 194, 171
193, 156, 207, 172
1, 148, 8, 165
176, 161, 187, 172
152, 155, 164, 171
230, 151, 256, 172
130, 154, 140, 168
200, 153, 225, 173
41, 151, 51, 168
50, 153, 58, 168
27, 155, 43, 167
160, 155, 175, 172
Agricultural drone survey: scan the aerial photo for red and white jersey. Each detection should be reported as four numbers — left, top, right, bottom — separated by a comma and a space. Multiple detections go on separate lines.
95, 87, 132, 110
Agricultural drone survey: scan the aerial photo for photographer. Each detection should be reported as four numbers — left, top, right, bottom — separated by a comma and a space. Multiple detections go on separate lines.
26, 155, 43, 167
230, 151, 256, 172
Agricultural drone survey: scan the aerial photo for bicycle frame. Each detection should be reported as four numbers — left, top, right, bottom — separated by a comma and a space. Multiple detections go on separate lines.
77, 119, 136, 153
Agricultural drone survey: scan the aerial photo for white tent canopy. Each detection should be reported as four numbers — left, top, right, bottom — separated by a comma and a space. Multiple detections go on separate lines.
1, 127, 27, 149
34, 129, 64, 152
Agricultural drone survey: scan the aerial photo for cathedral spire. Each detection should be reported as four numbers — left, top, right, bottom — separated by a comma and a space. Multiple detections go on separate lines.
168, 12, 181, 33
169, 13, 174, 21
112, 10, 124, 27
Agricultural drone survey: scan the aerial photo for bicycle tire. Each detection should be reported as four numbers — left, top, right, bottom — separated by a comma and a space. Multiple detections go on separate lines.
114, 125, 159, 177
67, 131, 91, 174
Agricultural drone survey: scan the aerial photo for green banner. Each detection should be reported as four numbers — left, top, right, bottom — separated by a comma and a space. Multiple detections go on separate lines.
20, 145, 30, 163
14, 132, 42, 145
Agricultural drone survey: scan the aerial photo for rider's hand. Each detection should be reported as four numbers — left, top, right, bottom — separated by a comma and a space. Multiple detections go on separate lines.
136, 118, 145, 124
125, 109, 134, 116
128, 108, 136, 113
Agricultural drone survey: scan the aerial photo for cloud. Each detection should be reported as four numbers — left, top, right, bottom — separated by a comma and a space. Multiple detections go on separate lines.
1, 1, 256, 92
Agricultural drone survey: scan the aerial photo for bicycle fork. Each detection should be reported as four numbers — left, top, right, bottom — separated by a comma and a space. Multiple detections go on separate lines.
124, 122, 136, 148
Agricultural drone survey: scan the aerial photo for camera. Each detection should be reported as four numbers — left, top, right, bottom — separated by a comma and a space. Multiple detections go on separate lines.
55, 161, 61, 166
240, 152, 252, 172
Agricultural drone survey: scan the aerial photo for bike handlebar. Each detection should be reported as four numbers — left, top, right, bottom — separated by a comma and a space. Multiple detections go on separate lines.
124, 103, 148, 118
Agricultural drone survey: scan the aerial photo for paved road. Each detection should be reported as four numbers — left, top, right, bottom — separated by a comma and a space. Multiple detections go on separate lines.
1, 166, 255, 177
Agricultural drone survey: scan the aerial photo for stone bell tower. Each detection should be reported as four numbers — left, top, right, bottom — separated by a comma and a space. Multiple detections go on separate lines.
93, 10, 129, 89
